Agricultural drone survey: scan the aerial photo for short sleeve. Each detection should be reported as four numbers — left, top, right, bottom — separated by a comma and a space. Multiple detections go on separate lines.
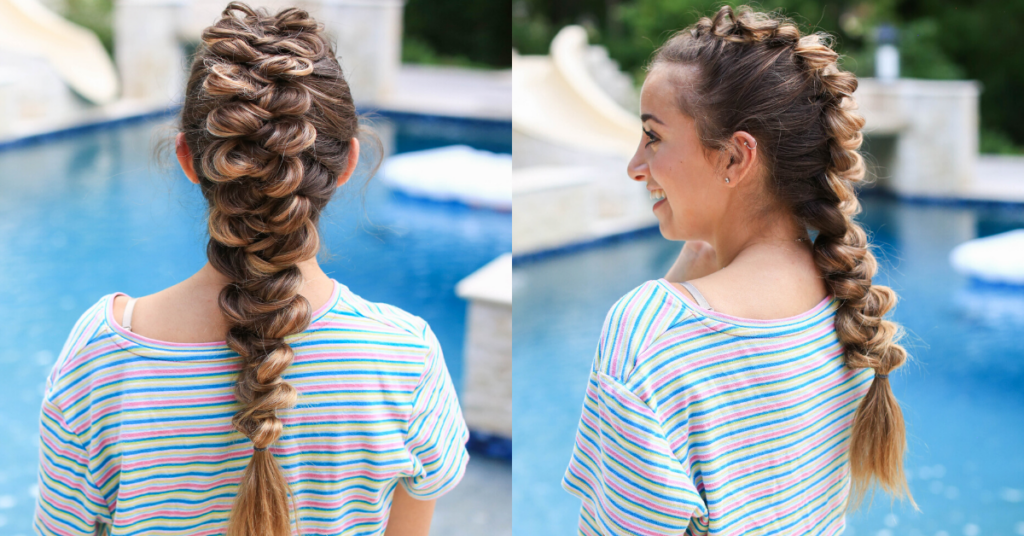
400, 324, 471, 500
562, 369, 708, 535
594, 281, 684, 380
34, 300, 112, 535
33, 398, 110, 535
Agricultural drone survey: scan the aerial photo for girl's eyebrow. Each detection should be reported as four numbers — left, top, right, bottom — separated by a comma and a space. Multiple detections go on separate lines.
641, 113, 665, 125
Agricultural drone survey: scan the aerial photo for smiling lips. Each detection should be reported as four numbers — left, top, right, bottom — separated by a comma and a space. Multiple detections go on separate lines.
650, 189, 666, 201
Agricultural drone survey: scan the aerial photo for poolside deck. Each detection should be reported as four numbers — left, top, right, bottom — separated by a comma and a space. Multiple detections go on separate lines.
387, 65, 511, 121
966, 155, 1024, 203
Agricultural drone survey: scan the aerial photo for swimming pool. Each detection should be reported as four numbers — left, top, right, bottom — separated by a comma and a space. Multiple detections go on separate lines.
513, 195, 1024, 535
0, 113, 511, 534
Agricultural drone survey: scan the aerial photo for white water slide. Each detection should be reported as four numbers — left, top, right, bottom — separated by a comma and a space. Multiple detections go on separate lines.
0, 0, 119, 104
513, 25, 640, 159
513, 26, 655, 255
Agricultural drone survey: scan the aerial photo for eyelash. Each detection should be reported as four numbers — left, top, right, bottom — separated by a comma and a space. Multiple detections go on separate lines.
643, 128, 658, 147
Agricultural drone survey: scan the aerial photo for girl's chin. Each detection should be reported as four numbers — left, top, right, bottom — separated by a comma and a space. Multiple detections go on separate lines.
654, 209, 690, 241
655, 217, 685, 241
659, 226, 685, 241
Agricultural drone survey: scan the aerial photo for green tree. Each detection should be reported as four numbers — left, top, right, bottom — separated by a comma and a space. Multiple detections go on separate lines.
404, 0, 512, 67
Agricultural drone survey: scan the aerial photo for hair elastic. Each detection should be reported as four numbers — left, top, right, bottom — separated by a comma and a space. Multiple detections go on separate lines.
254, 446, 268, 452
874, 373, 888, 380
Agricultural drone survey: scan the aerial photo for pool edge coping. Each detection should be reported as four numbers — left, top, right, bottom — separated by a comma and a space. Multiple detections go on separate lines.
467, 430, 512, 461
0, 105, 511, 153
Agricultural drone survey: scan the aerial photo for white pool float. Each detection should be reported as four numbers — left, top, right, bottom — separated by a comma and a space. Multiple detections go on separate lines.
380, 145, 511, 211
949, 229, 1024, 285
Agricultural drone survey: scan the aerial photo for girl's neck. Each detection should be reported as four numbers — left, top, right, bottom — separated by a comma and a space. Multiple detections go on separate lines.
682, 210, 826, 321
709, 211, 810, 270
115, 257, 338, 345
192, 257, 334, 291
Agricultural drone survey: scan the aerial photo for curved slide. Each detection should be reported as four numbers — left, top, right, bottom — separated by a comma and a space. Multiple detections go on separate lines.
513, 26, 655, 255
0, 0, 119, 104
513, 25, 641, 159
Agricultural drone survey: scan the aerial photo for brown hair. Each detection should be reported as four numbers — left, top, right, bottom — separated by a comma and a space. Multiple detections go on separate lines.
180, 3, 359, 533
651, 5, 916, 512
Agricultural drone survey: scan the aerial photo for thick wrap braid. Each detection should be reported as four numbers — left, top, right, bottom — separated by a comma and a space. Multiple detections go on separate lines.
181, 3, 358, 535
653, 5, 916, 512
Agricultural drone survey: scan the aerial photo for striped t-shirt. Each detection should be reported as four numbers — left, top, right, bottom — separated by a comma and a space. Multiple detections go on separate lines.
34, 279, 469, 535
562, 279, 874, 535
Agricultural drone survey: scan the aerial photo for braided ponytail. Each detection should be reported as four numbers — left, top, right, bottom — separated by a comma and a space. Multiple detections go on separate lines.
653, 5, 917, 512
181, 3, 359, 534
789, 32, 917, 512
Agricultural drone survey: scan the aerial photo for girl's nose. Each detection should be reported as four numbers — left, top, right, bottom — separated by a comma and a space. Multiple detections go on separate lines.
627, 143, 649, 182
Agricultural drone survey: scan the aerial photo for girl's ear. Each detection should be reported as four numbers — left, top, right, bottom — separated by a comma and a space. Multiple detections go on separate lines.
722, 131, 758, 185
175, 133, 200, 185
336, 137, 361, 187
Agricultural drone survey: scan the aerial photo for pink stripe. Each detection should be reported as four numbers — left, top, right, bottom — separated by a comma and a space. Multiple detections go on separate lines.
683, 392, 860, 465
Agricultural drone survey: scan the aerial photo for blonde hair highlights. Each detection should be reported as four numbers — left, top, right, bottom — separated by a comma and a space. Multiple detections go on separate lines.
653, 5, 917, 512
181, 3, 360, 533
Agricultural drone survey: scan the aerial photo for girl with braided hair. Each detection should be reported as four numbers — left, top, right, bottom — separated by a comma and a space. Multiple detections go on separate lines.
33, 4, 468, 535
563, 5, 916, 535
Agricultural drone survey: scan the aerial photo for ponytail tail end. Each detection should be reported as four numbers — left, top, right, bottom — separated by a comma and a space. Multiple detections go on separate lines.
848, 374, 920, 514
226, 449, 296, 536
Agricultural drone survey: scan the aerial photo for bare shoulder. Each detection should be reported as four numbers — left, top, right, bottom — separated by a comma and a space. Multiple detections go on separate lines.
684, 250, 827, 320
114, 280, 228, 343
110, 284, 183, 331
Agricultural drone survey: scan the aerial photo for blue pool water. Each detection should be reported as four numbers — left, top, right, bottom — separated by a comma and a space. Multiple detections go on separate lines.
0, 113, 510, 534
513, 196, 1024, 536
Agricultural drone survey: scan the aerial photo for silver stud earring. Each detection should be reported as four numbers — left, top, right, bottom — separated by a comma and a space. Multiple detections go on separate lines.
724, 177, 730, 183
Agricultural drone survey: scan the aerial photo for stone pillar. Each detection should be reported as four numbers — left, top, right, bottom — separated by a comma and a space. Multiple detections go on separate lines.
305, 0, 404, 106
114, 0, 187, 102
455, 254, 511, 438
855, 78, 980, 198
891, 80, 979, 197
